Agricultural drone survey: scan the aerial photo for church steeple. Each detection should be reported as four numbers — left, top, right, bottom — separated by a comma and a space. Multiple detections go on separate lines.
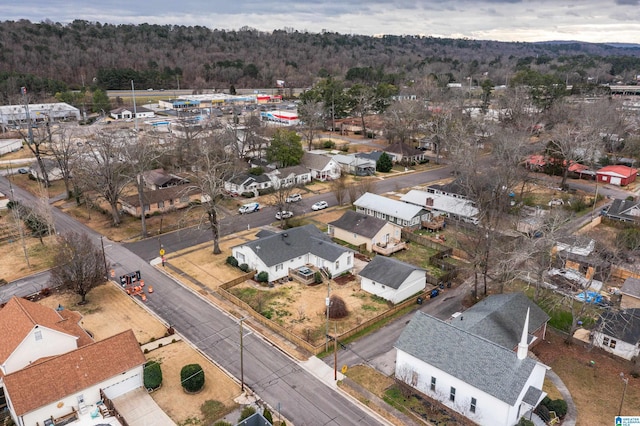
517, 308, 530, 360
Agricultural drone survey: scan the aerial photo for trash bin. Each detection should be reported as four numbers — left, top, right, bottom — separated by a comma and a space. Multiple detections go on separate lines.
417, 297, 423, 305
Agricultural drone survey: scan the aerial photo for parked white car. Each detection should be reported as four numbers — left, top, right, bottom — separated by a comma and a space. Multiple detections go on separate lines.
311, 201, 328, 211
286, 193, 302, 203
275, 211, 293, 220
239, 202, 260, 214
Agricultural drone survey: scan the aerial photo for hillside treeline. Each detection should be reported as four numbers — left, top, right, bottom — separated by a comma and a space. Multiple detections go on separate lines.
1, 19, 640, 103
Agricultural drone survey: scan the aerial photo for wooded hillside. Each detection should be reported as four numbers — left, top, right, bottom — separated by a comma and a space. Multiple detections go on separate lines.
1, 19, 640, 102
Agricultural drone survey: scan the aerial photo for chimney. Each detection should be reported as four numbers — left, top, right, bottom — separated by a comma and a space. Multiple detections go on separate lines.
517, 308, 530, 360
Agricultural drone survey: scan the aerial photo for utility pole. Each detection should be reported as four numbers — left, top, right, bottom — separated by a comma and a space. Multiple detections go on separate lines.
619, 372, 629, 416
334, 322, 338, 381
21, 87, 34, 145
131, 80, 138, 132
240, 317, 245, 391
100, 236, 109, 279
325, 282, 331, 352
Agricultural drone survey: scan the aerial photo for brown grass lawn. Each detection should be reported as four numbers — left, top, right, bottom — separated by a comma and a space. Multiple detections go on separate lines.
533, 329, 640, 426
0, 229, 57, 283
345, 365, 394, 396
36, 283, 241, 424
146, 341, 241, 424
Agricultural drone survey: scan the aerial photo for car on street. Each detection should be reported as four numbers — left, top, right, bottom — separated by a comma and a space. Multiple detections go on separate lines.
17, 168, 29, 174
286, 193, 302, 203
311, 201, 328, 211
238, 202, 260, 214
275, 211, 293, 220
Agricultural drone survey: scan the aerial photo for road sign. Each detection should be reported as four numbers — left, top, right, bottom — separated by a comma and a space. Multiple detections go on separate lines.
159, 248, 165, 256
341, 365, 348, 374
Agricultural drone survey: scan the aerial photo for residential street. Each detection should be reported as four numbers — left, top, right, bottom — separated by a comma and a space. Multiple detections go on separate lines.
0, 174, 385, 426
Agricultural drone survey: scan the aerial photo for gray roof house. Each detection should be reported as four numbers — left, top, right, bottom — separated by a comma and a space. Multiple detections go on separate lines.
359, 256, 425, 304
395, 311, 548, 426
232, 225, 354, 282
225, 173, 273, 195
604, 198, 640, 223
621, 277, 640, 309
449, 292, 550, 350
301, 152, 341, 181
327, 210, 406, 255
354, 192, 429, 229
593, 308, 640, 361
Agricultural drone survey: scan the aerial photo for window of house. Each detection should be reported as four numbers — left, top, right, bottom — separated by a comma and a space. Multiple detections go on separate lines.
169, 199, 174, 205
276, 264, 283, 271
180, 196, 190, 203
382, 285, 386, 289
450, 387, 456, 401
335, 260, 340, 269
347, 256, 351, 265
34, 330, 42, 341
143, 204, 150, 212
411, 371, 418, 387
603, 337, 610, 346
430, 377, 436, 392
237, 252, 245, 263
610, 339, 617, 348
158, 201, 164, 209
470, 397, 477, 413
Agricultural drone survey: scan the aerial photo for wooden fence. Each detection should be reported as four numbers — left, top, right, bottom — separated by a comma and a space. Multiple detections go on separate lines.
217, 274, 428, 356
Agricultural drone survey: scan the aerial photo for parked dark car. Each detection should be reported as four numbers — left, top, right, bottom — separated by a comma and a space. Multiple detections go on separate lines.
430, 289, 440, 299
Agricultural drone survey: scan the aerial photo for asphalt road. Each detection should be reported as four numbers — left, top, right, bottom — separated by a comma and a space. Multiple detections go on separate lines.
0, 175, 384, 426
124, 165, 456, 261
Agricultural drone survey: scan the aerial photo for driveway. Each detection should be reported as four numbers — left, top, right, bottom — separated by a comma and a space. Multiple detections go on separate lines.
111, 388, 175, 426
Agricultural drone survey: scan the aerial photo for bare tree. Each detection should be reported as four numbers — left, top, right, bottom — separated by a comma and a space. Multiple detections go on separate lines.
48, 126, 77, 199
330, 175, 348, 206
297, 99, 325, 150
49, 231, 108, 304
122, 133, 165, 238
188, 135, 239, 254
72, 129, 132, 226
383, 99, 424, 144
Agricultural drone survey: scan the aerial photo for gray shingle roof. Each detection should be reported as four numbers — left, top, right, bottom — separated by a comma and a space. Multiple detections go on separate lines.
621, 277, 640, 298
450, 292, 550, 350
359, 256, 424, 289
237, 224, 352, 267
302, 152, 333, 171
597, 308, 640, 344
396, 311, 539, 405
606, 198, 640, 222
328, 210, 389, 238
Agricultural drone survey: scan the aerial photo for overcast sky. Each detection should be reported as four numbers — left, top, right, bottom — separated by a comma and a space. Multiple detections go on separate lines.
2, 0, 639, 43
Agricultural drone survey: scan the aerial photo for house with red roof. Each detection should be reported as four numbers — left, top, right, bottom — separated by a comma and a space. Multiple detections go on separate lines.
0, 297, 147, 426
596, 165, 638, 186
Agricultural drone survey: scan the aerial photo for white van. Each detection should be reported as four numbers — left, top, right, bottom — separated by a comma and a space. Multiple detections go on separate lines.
239, 202, 260, 214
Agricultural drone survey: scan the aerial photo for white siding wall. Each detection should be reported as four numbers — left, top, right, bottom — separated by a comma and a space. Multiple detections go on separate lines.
360, 270, 424, 304
593, 332, 640, 360
15, 366, 142, 426
4, 328, 77, 374
396, 350, 513, 426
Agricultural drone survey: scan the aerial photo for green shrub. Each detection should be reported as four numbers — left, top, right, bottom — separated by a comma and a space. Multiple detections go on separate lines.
322, 140, 335, 149
238, 406, 256, 422
517, 418, 534, 426
180, 364, 205, 393
241, 192, 254, 198
249, 166, 264, 175
143, 361, 163, 390
314, 271, 323, 284
263, 407, 273, 423
239, 263, 249, 272
226, 256, 239, 267
256, 271, 269, 282
545, 399, 568, 417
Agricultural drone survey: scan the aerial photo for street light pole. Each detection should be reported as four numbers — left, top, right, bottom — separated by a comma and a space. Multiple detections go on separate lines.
325, 282, 331, 352
618, 372, 629, 416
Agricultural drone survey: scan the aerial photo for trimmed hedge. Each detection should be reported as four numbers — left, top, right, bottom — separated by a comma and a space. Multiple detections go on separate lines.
239, 263, 249, 272
226, 256, 239, 267
144, 361, 163, 390
256, 271, 268, 282
181, 363, 205, 393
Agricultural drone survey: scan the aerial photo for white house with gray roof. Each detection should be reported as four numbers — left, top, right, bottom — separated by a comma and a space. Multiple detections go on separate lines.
302, 152, 341, 181
395, 311, 548, 426
359, 256, 426, 304
354, 192, 428, 229
449, 292, 549, 351
400, 189, 479, 225
231, 225, 354, 282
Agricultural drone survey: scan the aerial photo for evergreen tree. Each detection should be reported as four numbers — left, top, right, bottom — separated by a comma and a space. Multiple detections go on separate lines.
376, 152, 393, 172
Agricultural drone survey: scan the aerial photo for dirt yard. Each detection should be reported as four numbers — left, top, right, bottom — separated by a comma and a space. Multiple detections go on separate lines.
0, 232, 57, 283
533, 329, 640, 426
36, 283, 242, 424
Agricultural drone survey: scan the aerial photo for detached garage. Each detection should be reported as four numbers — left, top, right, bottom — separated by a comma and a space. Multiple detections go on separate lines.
596, 165, 638, 186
